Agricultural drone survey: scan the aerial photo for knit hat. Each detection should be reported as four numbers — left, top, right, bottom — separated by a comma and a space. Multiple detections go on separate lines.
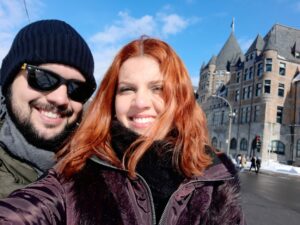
0, 19, 96, 96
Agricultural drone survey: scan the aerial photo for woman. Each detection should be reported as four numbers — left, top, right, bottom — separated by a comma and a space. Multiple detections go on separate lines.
0, 37, 245, 225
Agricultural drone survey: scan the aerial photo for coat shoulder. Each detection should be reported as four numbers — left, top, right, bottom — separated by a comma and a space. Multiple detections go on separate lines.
0, 144, 38, 198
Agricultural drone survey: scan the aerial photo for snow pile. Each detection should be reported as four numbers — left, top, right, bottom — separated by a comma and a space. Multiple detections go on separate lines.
261, 160, 300, 176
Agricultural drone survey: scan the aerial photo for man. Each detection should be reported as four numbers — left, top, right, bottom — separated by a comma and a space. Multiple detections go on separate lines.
249, 156, 257, 172
0, 19, 96, 198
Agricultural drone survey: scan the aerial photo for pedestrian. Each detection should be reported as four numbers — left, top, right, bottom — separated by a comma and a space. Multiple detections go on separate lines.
236, 154, 242, 170
241, 154, 247, 171
249, 156, 257, 172
256, 157, 261, 173
0, 19, 96, 198
0, 37, 246, 224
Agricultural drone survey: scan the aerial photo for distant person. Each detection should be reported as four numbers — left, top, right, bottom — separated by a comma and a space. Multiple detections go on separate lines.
241, 154, 247, 171
0, 19, 96, 198
0, 36, 245, 224
236, 154, 242, 170
249, 156, 257, 172
256, 157, 261, 173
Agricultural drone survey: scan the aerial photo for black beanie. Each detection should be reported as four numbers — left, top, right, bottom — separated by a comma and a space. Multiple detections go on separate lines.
0, 19, 96, 96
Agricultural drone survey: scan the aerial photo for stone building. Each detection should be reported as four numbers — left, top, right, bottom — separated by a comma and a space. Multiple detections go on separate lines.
197, 24, 300, 165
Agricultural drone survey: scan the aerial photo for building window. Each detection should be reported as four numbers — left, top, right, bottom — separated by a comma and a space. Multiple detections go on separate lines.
215, 81, 223, 90
246, 106, 251, 123
242, 87, 248, 100
270, 140, 285, 155
244, 68, 248, 80
279, 62, 286, 76
233, 109, 238, 124
249, 67, 253, 80
235, 90, 240, 101
248, 86, 253, 99
212, 137, 218, 148
278, 83, 285, 97
264, 80, 271, 94
230, 138, 237, 150
242, 86, 252, 100
276, 106, 283, 123
265, 58, 272, 72
257, 63, 263, 76
220, 110, 224, 125
297, 139, 300, 157
256, 83, 262, 96
236, 72, 240, 83
253, 105, 260, 122
241, 107, 246, 123
212, 113, 216, 125
240, 138, 248, 151
240, 107, 250, 123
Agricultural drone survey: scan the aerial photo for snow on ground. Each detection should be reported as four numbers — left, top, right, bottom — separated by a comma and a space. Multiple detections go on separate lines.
230, 156, 300, 176
260, 160, 300, 176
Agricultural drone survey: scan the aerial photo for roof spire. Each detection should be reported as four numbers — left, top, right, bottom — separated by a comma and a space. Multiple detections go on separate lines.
231, 17, 235, 33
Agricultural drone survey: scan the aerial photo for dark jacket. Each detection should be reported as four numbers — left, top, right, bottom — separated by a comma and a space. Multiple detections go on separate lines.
0, 144, 38, 198
0, 152, 245, 225
0, 115, 55, 198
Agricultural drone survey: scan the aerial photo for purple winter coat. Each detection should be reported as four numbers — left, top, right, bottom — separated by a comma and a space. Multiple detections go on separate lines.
0, 153, 245, 225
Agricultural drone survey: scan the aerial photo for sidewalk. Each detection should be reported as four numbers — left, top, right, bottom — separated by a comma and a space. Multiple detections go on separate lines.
239, 160, 300, 177
260, 160, 300, 177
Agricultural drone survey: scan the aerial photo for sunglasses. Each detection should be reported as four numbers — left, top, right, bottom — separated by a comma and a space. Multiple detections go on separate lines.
21, 63, 95, 103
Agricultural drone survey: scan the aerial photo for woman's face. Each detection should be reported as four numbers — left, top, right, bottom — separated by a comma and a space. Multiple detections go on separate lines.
115, 56, 165, 135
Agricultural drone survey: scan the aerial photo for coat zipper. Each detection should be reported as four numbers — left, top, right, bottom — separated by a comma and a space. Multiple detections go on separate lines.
91, 156, 235, 225
91, 156, 157, 225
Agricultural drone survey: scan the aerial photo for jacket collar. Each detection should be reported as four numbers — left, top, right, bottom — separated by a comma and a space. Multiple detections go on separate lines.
94, 120, 236, 182
90, 151, 236, 182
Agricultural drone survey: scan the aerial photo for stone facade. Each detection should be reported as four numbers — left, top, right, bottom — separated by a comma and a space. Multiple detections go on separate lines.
197, 24, 300, 165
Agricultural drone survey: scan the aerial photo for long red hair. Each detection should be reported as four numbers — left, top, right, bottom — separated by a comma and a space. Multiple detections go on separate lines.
58, 37, 211, 178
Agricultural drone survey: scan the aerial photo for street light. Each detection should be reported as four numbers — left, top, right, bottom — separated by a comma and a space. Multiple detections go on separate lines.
211, 95, 235, 156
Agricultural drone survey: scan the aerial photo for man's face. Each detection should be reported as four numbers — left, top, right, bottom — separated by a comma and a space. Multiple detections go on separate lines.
6, 63, 85, 151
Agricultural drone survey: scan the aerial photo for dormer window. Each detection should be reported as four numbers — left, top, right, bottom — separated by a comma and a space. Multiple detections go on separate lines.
292, 41, 300, 59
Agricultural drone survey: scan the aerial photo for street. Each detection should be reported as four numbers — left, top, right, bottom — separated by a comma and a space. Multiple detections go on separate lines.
240, 170, 300, 225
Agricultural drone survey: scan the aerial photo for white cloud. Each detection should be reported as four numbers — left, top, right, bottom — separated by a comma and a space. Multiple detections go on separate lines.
0, 0, 24, 29
92, 45, 121, 83
159, 13, 189, 36
238, 37, 253, 53
0, 0, 44, 64
90, 12, 156, 45
190, 74, 199, 87
0, 3, 197, 86
90, 11, 197, 83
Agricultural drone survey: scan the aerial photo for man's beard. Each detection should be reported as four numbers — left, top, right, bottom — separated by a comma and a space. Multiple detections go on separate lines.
5, 89, 82, 152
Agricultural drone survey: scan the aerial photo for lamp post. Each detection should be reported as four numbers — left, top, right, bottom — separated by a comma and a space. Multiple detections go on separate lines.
211, 95, 235, 156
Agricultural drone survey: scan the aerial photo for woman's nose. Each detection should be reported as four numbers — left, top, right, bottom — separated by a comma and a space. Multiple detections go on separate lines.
133, 90, 151, 109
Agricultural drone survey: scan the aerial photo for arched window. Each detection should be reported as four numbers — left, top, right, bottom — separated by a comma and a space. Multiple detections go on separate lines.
297, 139, 300, 157
270, 140, 285, 155
240, 138, 248, 151
212, 137, 218, 148
230, 138, 237, 149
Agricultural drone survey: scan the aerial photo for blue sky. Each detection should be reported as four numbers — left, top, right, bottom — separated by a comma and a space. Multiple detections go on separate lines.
1, 0, 300, 86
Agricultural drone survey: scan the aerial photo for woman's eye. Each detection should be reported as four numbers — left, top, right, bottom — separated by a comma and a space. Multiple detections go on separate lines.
152, 85, 163, 93
118, 86, 135, 94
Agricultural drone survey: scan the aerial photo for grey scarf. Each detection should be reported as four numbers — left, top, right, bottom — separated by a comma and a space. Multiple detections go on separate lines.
0, 114, 55, 175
